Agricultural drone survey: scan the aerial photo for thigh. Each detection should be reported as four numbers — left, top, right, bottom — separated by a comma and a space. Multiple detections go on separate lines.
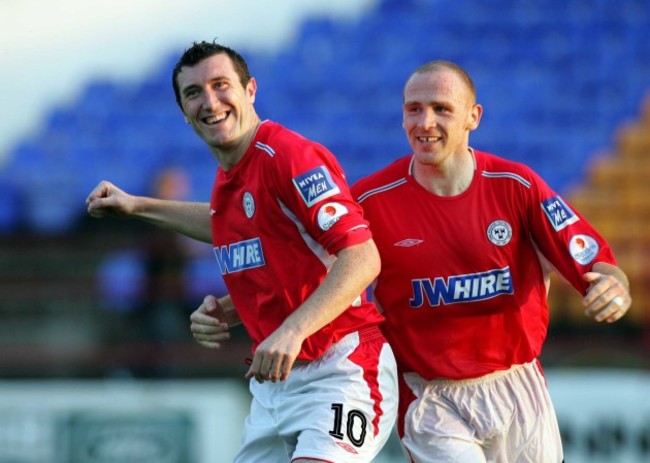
400, 363, 563, 463
402, 437, 487, 463
286, 329, 398, 462
234, 390, 291, 463
400, 377, 487, 463
484, 362, 563, 463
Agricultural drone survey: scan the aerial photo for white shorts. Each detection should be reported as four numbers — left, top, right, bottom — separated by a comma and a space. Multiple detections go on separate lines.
400, 360, 563, 463
234, 326, 398, 463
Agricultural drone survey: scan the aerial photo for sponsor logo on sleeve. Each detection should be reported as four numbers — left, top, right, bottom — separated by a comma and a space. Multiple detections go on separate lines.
487, 220, 512, 246
292, 166, 341, 207
541, 196, 579, 231
317, 202, 348, 231
569, 234, 599, 265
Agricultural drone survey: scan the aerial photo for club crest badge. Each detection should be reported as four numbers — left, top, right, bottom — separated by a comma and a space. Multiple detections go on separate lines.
243, 192, 255, 219
487, 220, 512, 246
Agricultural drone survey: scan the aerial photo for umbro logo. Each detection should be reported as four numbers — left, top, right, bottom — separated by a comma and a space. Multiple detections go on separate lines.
394, 239, 423, 247
335, 442, 358, 454
209, 209, 217, 216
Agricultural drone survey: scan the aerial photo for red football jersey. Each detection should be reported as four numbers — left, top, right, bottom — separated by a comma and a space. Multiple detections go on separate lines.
352, 150, 616, 380
210, 120, 384, 360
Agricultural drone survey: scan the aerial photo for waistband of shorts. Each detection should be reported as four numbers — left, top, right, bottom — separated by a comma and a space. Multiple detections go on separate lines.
291, 326, 384, 368
247, 326, 385, 369
357, 325, 384, 343
427, 360, 536, 388
338, 325, 384, 349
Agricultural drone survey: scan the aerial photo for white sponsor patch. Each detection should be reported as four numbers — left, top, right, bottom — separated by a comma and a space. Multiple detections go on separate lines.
317, 202, 348, 231
569, 234, 599, 265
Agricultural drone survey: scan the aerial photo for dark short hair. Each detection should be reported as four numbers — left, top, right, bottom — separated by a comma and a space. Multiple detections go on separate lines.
405, 60, 477, 102
172, 40, 252, 108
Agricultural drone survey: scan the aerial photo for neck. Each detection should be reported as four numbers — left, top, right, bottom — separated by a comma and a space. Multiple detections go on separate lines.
213, 117, 262, 171
412, 148, 476, 196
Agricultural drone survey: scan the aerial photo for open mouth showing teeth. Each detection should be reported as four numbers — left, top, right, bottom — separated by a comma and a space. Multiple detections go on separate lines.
204, 112, 228, 125
418, 136, 441, 143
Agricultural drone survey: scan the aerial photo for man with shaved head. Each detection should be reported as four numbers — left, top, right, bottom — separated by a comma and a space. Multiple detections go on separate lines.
351, 61, 631, 462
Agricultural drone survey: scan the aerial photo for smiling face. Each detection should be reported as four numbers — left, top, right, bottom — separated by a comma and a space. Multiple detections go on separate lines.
402, 65, 482, 169
176, 53, 259, 165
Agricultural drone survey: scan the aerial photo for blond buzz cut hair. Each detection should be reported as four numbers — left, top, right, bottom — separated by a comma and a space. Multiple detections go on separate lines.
405, 60, 477, 103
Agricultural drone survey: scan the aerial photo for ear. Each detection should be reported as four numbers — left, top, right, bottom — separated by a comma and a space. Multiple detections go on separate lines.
466, 103, 483, 131
247, 77, 258, 104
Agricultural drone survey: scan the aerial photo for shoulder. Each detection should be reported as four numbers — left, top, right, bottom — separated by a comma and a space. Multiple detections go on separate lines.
257, 120, 327, 158
352, 156, 412, 202
475, 149, 541, 190
254, 122, 348, 201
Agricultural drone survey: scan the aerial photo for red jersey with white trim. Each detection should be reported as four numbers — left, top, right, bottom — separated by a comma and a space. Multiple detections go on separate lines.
352, 150, 616, 380
210, 120, 383, 360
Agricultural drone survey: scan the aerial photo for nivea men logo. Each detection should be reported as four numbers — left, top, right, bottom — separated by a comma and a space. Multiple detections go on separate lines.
292, 166, 340, 207
541, 196, 579, 231
409, 267, 513, 308
214, 238, 265, 275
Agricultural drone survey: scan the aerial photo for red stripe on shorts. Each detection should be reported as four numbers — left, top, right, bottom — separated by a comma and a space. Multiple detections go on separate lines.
348, 326, 385, 436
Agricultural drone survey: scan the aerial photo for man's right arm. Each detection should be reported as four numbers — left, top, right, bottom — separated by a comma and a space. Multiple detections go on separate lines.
86, 180, 212, 243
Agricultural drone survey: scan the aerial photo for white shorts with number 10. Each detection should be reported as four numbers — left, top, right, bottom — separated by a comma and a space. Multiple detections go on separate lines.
235, 326, 398, 463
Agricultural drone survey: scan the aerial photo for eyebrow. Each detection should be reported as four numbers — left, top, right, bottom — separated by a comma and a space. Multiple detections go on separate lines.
182, 75, 233, 95
403, 99, 451, 108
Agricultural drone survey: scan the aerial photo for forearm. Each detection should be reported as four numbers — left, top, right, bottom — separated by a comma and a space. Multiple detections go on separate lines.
278, 239, 381, 340
133, 197, 213, 243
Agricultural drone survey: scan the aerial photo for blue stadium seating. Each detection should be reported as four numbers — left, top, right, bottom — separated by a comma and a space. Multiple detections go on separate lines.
1, 0, 649, 234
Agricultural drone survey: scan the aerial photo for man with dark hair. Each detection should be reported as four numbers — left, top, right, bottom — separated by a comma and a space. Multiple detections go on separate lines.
171, 41, 251, 107
87, 40, 398, 463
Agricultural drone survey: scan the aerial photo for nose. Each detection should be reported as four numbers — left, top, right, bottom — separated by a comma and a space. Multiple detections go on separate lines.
202, 88, 220, 110
419, 108, 436, 129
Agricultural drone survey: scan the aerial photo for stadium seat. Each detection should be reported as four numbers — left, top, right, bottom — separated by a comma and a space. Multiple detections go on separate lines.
1, 0, 649, 237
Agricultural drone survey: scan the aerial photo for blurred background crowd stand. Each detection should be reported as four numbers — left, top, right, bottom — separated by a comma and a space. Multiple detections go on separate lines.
0, 0, 648, 379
